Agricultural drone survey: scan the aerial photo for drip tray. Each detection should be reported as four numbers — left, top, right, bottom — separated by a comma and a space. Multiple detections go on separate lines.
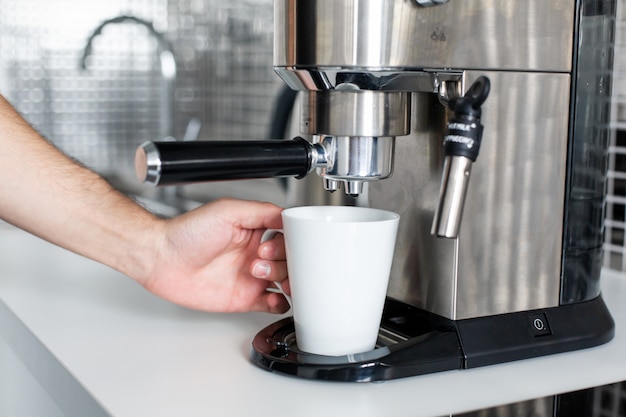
250, 300, 463, 382
250, 297, 615, 382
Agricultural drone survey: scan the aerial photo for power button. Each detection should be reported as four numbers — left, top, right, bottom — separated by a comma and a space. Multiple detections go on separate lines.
529, 313, 552, 336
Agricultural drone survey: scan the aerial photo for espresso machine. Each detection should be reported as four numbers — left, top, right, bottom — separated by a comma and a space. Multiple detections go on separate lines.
135, 0, 616, 381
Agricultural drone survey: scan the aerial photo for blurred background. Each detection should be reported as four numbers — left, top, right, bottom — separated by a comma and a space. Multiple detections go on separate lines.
0, 0, 288, 212
0, 0, 625, 274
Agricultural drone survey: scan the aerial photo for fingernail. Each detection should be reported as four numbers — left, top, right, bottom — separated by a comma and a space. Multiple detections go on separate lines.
253, 261, 271, 278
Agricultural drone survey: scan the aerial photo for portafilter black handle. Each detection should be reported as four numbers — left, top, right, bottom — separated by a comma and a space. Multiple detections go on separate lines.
135, 137, 315, 186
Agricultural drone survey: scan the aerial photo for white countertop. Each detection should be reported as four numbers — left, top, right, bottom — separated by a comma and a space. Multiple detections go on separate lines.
1, 225, 626, 417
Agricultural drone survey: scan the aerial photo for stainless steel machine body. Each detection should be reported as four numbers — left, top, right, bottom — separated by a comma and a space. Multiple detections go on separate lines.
273, 0, 611, 320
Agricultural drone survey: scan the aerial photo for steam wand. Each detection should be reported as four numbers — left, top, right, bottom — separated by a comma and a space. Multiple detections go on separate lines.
431, 76, 491, 239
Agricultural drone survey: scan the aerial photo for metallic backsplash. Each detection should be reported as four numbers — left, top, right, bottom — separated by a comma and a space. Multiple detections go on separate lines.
0, 0, 281, 179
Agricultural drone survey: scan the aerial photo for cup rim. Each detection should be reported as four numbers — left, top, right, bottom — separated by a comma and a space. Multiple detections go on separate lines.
281, 205, 400, 223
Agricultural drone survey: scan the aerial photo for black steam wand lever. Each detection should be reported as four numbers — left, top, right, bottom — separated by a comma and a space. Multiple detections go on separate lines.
431, 76, 490, 238
134, 137, 324, 186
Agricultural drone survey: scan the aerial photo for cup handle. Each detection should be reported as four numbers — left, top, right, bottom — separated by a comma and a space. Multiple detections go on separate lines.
261, 229, 292, 308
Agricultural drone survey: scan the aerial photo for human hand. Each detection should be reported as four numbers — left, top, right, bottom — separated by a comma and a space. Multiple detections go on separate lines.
0, 94, 288, 314
138, 198, 290, 313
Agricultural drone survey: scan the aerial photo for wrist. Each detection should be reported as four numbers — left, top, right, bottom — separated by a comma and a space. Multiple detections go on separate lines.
116, 213, 168, 287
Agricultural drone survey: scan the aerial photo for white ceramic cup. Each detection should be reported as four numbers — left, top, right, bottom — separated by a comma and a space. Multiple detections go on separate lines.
264, 205, 400, 357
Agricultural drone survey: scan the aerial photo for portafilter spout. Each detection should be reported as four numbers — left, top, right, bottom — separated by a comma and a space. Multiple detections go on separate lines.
431, 76, 490, 239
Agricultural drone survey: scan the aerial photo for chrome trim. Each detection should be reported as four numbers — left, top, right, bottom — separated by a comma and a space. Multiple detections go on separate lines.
275, 68, 462, 93
274, 0, 574, 72
135, 142, 162, 185
303, 90, 411, 137
431, 156, 473, 239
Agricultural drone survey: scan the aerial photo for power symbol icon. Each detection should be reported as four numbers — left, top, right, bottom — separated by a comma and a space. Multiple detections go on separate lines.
529, 313, 551, 336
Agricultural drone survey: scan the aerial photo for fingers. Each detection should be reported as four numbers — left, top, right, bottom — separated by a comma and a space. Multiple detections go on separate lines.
268, 291, 290, 313
250, 259, 288, 282
250, 230, 290, 312
215, 198, 284, 230
252, 291, 290, 314
251, 233, 287, 281
258, 233, 286, 260
279, 279, 291, 296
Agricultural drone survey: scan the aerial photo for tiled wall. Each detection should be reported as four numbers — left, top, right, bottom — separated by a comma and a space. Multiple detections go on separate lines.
0, 0, 280, 180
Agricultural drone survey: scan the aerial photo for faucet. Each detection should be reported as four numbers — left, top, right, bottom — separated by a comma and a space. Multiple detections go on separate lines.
80, 15, 200, 215
79, 15, 177, 141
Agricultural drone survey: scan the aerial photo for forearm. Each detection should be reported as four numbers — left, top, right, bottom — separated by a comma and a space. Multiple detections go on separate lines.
0, 95, 163, 282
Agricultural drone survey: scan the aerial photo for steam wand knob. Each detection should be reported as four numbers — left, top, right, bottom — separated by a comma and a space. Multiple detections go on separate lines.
431, 76, 490, 238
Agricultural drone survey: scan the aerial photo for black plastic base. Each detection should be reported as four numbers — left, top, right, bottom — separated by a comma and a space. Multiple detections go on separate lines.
250, 296, 614, 382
